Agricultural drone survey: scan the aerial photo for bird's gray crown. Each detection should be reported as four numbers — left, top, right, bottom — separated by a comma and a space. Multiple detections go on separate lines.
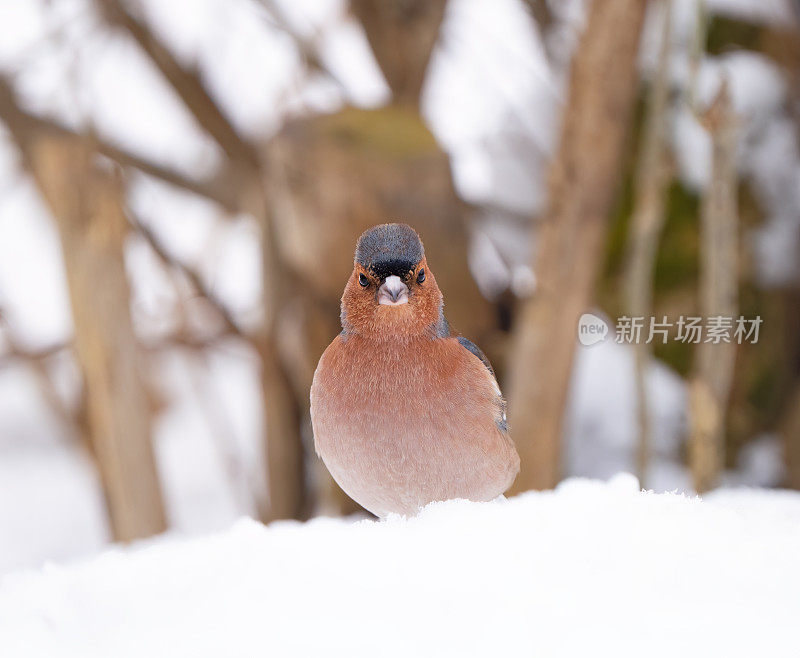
354, 223, 424, 280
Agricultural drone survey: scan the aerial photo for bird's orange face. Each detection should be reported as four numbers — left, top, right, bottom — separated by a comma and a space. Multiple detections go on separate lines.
341, 224, 444, 339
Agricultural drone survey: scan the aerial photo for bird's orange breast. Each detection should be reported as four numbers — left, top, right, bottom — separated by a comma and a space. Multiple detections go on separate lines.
310, 333, 519, 517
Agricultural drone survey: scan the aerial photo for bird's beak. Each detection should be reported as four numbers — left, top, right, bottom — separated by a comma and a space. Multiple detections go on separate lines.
378, 275, 409, 306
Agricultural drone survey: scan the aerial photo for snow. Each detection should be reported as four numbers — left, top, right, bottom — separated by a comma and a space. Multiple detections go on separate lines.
0, 172, 73, 349
0, 360, 108, 573
707, 0, 797, 25
566, 336, 688, 490
425, 0, 562, 215
2, 476, 799, 657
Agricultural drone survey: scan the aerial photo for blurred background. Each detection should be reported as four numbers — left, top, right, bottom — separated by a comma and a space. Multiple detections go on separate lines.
0, 0, 798, 575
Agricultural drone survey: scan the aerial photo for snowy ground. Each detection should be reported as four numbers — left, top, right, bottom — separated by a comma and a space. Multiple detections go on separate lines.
1, 475, 799, 658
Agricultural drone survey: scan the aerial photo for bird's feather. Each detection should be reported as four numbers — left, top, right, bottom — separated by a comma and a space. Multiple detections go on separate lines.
456, 336, 508, 433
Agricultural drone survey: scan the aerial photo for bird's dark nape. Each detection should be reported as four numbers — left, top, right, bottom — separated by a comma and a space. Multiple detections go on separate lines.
355, 224, 424, 278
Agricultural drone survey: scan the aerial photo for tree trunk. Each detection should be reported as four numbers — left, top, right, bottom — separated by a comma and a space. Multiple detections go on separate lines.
689, 83, 739, 493
350, 0, 447, 107
624, 0, 673, 486
257, 335, 307, 520
784, 381, 800, 490
506, 0, 648, 492
30, 135, 167, 541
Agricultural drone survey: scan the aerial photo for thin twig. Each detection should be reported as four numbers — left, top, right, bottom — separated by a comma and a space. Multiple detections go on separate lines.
129, 213, 246, 336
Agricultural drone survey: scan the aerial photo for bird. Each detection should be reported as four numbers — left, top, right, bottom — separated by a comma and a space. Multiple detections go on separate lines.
310, 223, 520, 517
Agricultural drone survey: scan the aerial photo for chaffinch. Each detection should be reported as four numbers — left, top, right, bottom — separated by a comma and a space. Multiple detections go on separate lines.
310, 223, 519, 517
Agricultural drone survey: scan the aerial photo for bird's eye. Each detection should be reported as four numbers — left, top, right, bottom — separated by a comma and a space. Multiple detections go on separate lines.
358, 273, 369, 287
417, 269, 425, 284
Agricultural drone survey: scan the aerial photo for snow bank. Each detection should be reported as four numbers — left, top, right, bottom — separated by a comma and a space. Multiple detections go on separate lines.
2, 476, 799, 658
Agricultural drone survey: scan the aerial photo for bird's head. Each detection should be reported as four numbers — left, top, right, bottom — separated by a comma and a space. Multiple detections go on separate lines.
341, 223, 444, 339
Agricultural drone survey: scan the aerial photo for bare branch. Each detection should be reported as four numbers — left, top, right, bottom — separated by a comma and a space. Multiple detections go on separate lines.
0, 336, 68, 367
95, 0, 259, 167
520, 0, 554, 33
254, 0, 345, 90
129, 211, 247, 339
0, 74, 240, 212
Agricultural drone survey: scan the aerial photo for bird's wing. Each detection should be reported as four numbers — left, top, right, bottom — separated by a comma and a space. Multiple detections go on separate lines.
457, 336, 508, 433
456, 336, 496, 377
